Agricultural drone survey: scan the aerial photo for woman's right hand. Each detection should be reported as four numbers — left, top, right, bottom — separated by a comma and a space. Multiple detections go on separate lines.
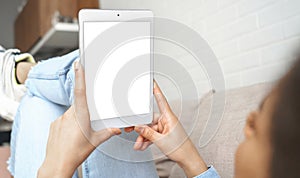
37, 62, 121, 178
134, 81, 208, 178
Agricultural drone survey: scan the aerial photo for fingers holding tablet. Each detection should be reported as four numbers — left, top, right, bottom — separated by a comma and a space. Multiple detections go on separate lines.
124, 126, 134, 133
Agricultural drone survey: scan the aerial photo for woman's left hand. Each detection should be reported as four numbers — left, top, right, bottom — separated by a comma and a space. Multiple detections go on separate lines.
38, 62, 121, 178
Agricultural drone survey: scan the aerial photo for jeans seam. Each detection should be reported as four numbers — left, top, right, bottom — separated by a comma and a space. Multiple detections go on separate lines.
84, 159, 89, 178
28, 66, 70, 80
67, 76, 74, 105
58, 68, 72, 105
8, 104, 23, 176
27, 74, 59, 80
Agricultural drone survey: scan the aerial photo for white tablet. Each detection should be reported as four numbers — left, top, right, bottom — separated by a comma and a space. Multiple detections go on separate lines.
79, 9, 153, 130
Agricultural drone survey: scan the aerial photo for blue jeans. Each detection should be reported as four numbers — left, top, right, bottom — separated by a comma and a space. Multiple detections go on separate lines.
8, 50, 158, 178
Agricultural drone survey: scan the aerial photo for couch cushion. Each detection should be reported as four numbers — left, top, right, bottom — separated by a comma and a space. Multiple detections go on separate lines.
151, 83, 273, 178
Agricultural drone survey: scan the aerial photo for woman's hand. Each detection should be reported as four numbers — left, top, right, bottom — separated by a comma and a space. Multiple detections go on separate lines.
38, 62, 121, 178
134, 81, 208, 178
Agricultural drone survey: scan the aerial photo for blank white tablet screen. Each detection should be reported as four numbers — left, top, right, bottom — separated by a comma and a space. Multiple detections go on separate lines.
83, 22, 151, 120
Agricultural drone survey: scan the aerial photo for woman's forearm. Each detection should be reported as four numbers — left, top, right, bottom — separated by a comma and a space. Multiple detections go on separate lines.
176, 139, 208, 178
37, 162, 75, 178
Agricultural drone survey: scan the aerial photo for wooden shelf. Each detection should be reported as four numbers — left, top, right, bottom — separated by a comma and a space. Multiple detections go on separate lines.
30, 22, 79, 60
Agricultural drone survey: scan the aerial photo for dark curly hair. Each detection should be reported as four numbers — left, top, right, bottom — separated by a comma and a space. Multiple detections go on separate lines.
271, 56, 300, 178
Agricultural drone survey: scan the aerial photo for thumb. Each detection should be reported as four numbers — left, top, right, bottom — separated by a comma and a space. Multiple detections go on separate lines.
91, 128, 121, 146
74, 61, 89, 115
135, 125, 161, 142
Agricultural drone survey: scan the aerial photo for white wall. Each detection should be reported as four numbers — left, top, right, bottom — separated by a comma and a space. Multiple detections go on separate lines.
109, 0, 300, 99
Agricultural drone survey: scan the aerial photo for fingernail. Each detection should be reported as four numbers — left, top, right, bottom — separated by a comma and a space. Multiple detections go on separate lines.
74, 61, 80, 71
135, 126, 144, 133
134, 142, 142, 150
114, 129, 122, 135
154, 81, 157, 88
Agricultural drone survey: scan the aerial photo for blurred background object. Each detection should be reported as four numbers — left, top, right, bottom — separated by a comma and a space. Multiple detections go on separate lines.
14, 0, 99, 61
0, 118, 11, 146
0, 117, 11, 178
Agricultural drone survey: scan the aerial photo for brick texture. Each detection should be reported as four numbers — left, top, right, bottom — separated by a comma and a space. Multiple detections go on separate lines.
100, 0, 300, 99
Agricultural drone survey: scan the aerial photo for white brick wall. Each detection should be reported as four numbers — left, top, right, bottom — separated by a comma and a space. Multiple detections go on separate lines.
100, 0, 300, 100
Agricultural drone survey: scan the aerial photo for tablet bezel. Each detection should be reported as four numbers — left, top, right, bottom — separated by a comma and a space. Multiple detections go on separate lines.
79, 9, 154, 130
